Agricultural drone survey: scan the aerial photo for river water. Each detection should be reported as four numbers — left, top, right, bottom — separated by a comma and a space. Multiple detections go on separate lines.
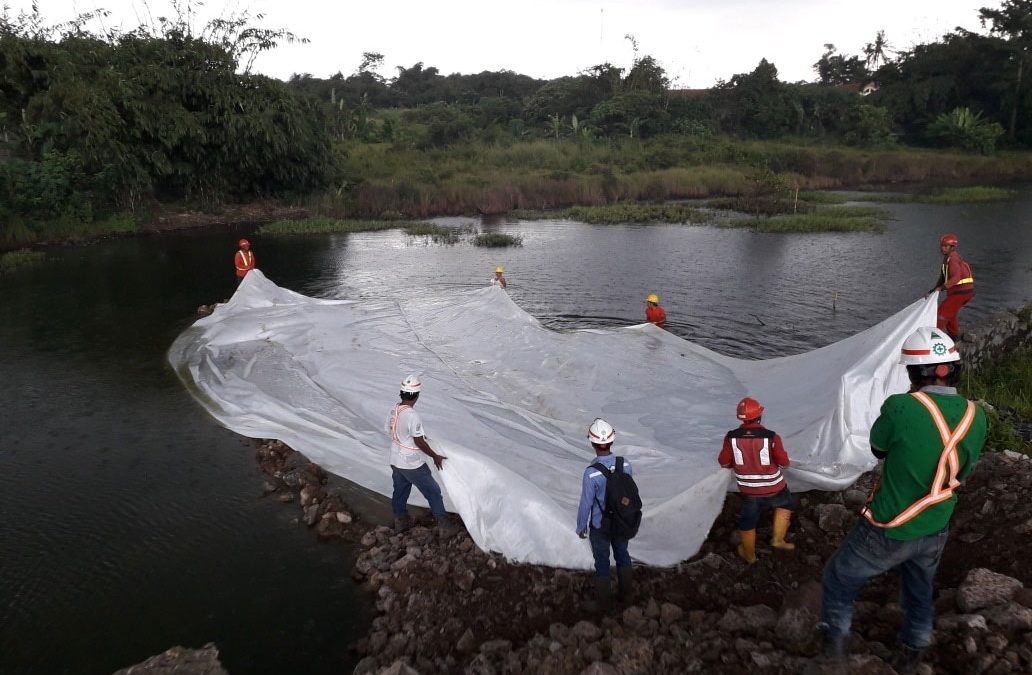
2, 194, 1031, 674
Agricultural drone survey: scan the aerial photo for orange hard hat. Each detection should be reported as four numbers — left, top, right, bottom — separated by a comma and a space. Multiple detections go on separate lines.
940, 233, 958, 247
736, 397, 764, 421
238, 238, 250, 248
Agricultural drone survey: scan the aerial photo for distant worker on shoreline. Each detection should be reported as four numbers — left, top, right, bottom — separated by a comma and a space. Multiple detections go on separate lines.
576, 418, 641, 612
718, 397, 796, 564
928, 233, 974, 340
645, 293, 666, 328
817, 327, 986, 672
234, 238, 256, 281
492, 265, 507, 289
385, 374, 459, 539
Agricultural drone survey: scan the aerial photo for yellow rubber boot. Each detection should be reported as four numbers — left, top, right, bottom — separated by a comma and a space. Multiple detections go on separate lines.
772, 508, 796, 550
737, 529, 757, 564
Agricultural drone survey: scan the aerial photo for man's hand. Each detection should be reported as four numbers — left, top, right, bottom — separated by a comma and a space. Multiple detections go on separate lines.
432, 453, 447, 470
578, 528, 588, 539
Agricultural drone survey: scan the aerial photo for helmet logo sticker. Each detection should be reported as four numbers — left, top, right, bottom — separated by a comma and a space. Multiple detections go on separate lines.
932, 342, 947, 356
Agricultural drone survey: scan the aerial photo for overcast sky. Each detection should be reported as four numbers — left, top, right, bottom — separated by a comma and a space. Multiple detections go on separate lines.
9, 1, 992, 86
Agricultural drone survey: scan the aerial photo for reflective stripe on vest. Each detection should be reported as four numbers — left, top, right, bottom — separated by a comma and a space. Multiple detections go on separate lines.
862, 392, 976, 529
942, 261, 974, 288
236, 251, 254, 271
389, 404, 422, 453
731, 437, 782, 488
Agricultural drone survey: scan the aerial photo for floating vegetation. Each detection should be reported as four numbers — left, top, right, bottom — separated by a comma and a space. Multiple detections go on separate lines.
473, 232, 523, 247
0, 249, 47, 274
561, 203, 713, 224
733, 206, 889, 233
260, 217, 406, 235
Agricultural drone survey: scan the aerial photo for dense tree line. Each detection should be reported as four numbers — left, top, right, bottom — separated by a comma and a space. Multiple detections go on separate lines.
0, 5, 334, 230
1, 0, 1030, 233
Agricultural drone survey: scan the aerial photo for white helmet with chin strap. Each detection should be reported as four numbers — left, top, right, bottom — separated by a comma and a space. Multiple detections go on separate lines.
588, 417, 615, 445
400, 374, 422, 394
899, 327, 960, 366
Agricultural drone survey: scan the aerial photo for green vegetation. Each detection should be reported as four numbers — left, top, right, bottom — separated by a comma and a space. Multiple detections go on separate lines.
734, 206, 889, 233
6, 1, 1032, 246
962, 347, 1032, 454
473, 232, 523, 247
851, 186, 1013, 204
403, 223, 470, 244
562, 204, 712, 224
260, 218, 408, 235
0, 249, 46, 274
798, 191, 849, 204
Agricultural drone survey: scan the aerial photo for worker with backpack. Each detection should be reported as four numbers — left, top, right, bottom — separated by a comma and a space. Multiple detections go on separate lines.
576, 418, 642, 612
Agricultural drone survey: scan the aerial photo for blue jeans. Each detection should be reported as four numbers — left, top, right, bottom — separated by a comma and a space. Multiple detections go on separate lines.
391, 464, 447, 520
738, 487, 796, 530
821, 519, 948, 649
588, 527, 631, 579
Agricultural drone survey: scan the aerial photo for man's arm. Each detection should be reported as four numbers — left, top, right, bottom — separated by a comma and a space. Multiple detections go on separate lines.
869, 399, 897, 460
772, 434, 790, 467
575, 470, 594, 536
717, 435, 733, 468
414, 435, 446, 470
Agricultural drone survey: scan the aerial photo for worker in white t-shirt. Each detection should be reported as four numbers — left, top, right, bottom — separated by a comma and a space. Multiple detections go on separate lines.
385, 374, 460, 538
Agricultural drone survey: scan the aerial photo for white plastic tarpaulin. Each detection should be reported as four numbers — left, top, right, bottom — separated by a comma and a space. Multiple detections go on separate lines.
169, 271, 938, 568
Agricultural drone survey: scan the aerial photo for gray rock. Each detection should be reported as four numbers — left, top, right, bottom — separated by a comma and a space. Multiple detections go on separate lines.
112, 644, 228, 675
479, 639, 512, 656
982, 602, 1032, 631
579, 663, 620, 675
644, 597, 660, 619
956, 568, 1023, 612
659, 602, 684, 626
843, 489, 868, 509
572, 620, 602, 641
718, 605, 777, 634
376, 660, 419, 675
936, 614, 989, 631
775, 607, 817, 643
815, 503, 852, 532
352, 656, 378, 675
456, 628, 476, 653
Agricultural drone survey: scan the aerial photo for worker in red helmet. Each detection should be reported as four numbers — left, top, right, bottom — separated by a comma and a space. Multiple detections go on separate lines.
718, 397, 796, 564
928, 233, 974, 340
234, 238, 257, 281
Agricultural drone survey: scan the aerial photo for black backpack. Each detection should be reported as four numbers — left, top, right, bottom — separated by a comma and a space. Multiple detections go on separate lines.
590, 456, 643, 539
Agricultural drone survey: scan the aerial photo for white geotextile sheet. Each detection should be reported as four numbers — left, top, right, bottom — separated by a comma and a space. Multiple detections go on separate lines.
168, 271, 938, 568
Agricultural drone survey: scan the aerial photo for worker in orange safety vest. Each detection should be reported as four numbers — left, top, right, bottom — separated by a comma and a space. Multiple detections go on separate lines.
234, 239, 256, 280
928, 233, 974, 339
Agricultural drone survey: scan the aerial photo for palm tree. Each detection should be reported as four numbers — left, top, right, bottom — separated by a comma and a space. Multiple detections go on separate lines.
863, 30, 893, 72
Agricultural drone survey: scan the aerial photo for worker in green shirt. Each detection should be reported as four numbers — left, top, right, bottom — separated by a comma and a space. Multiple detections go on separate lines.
817, 327, 986, 674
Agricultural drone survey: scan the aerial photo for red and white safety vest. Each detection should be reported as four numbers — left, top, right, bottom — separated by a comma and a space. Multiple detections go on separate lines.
719, 426, 789, 496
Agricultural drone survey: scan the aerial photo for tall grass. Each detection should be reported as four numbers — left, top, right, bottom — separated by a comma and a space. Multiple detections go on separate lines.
562, 204, 713, 224
961, 347, 1032, 454
325, 135, 1032, 219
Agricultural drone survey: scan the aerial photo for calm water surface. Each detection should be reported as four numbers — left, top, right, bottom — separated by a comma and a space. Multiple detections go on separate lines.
2, 193, 1030, 674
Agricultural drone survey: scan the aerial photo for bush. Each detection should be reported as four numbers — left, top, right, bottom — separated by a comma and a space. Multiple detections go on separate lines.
844, 105, 897, 148
473, 232, 523, 247
927, 108, 1005, 155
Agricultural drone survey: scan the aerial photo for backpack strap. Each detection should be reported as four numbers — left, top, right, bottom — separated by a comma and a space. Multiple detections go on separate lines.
591, 462, 612, 477
615, 456, 624, 474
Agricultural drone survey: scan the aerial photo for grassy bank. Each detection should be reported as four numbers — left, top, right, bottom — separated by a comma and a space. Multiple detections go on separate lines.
260, 217, 523, 247
962, 345, 1032, 454
328, 136, 1032, 219
1, 212, 139, 249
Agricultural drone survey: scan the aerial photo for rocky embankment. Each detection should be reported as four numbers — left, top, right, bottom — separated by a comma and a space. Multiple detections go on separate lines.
252, 437, 1032, 675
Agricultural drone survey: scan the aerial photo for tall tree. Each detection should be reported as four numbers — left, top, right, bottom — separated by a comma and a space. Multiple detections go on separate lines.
814, 44, 869, 84
863, 30, 894, 72
979, 0, 1032, 139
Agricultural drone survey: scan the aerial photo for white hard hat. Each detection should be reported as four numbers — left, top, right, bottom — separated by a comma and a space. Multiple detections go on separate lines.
588, 418, 615, 445
899, 327, 960, 366
400, 374, 422, 393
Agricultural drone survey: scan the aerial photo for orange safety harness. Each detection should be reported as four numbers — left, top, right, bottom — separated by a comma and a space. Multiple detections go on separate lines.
389, 403, 422, 453
861, 392, 976, 529
235, 250, 255, 272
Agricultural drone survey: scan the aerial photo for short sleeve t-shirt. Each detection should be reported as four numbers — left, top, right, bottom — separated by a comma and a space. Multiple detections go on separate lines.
386, 404, 427, 469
